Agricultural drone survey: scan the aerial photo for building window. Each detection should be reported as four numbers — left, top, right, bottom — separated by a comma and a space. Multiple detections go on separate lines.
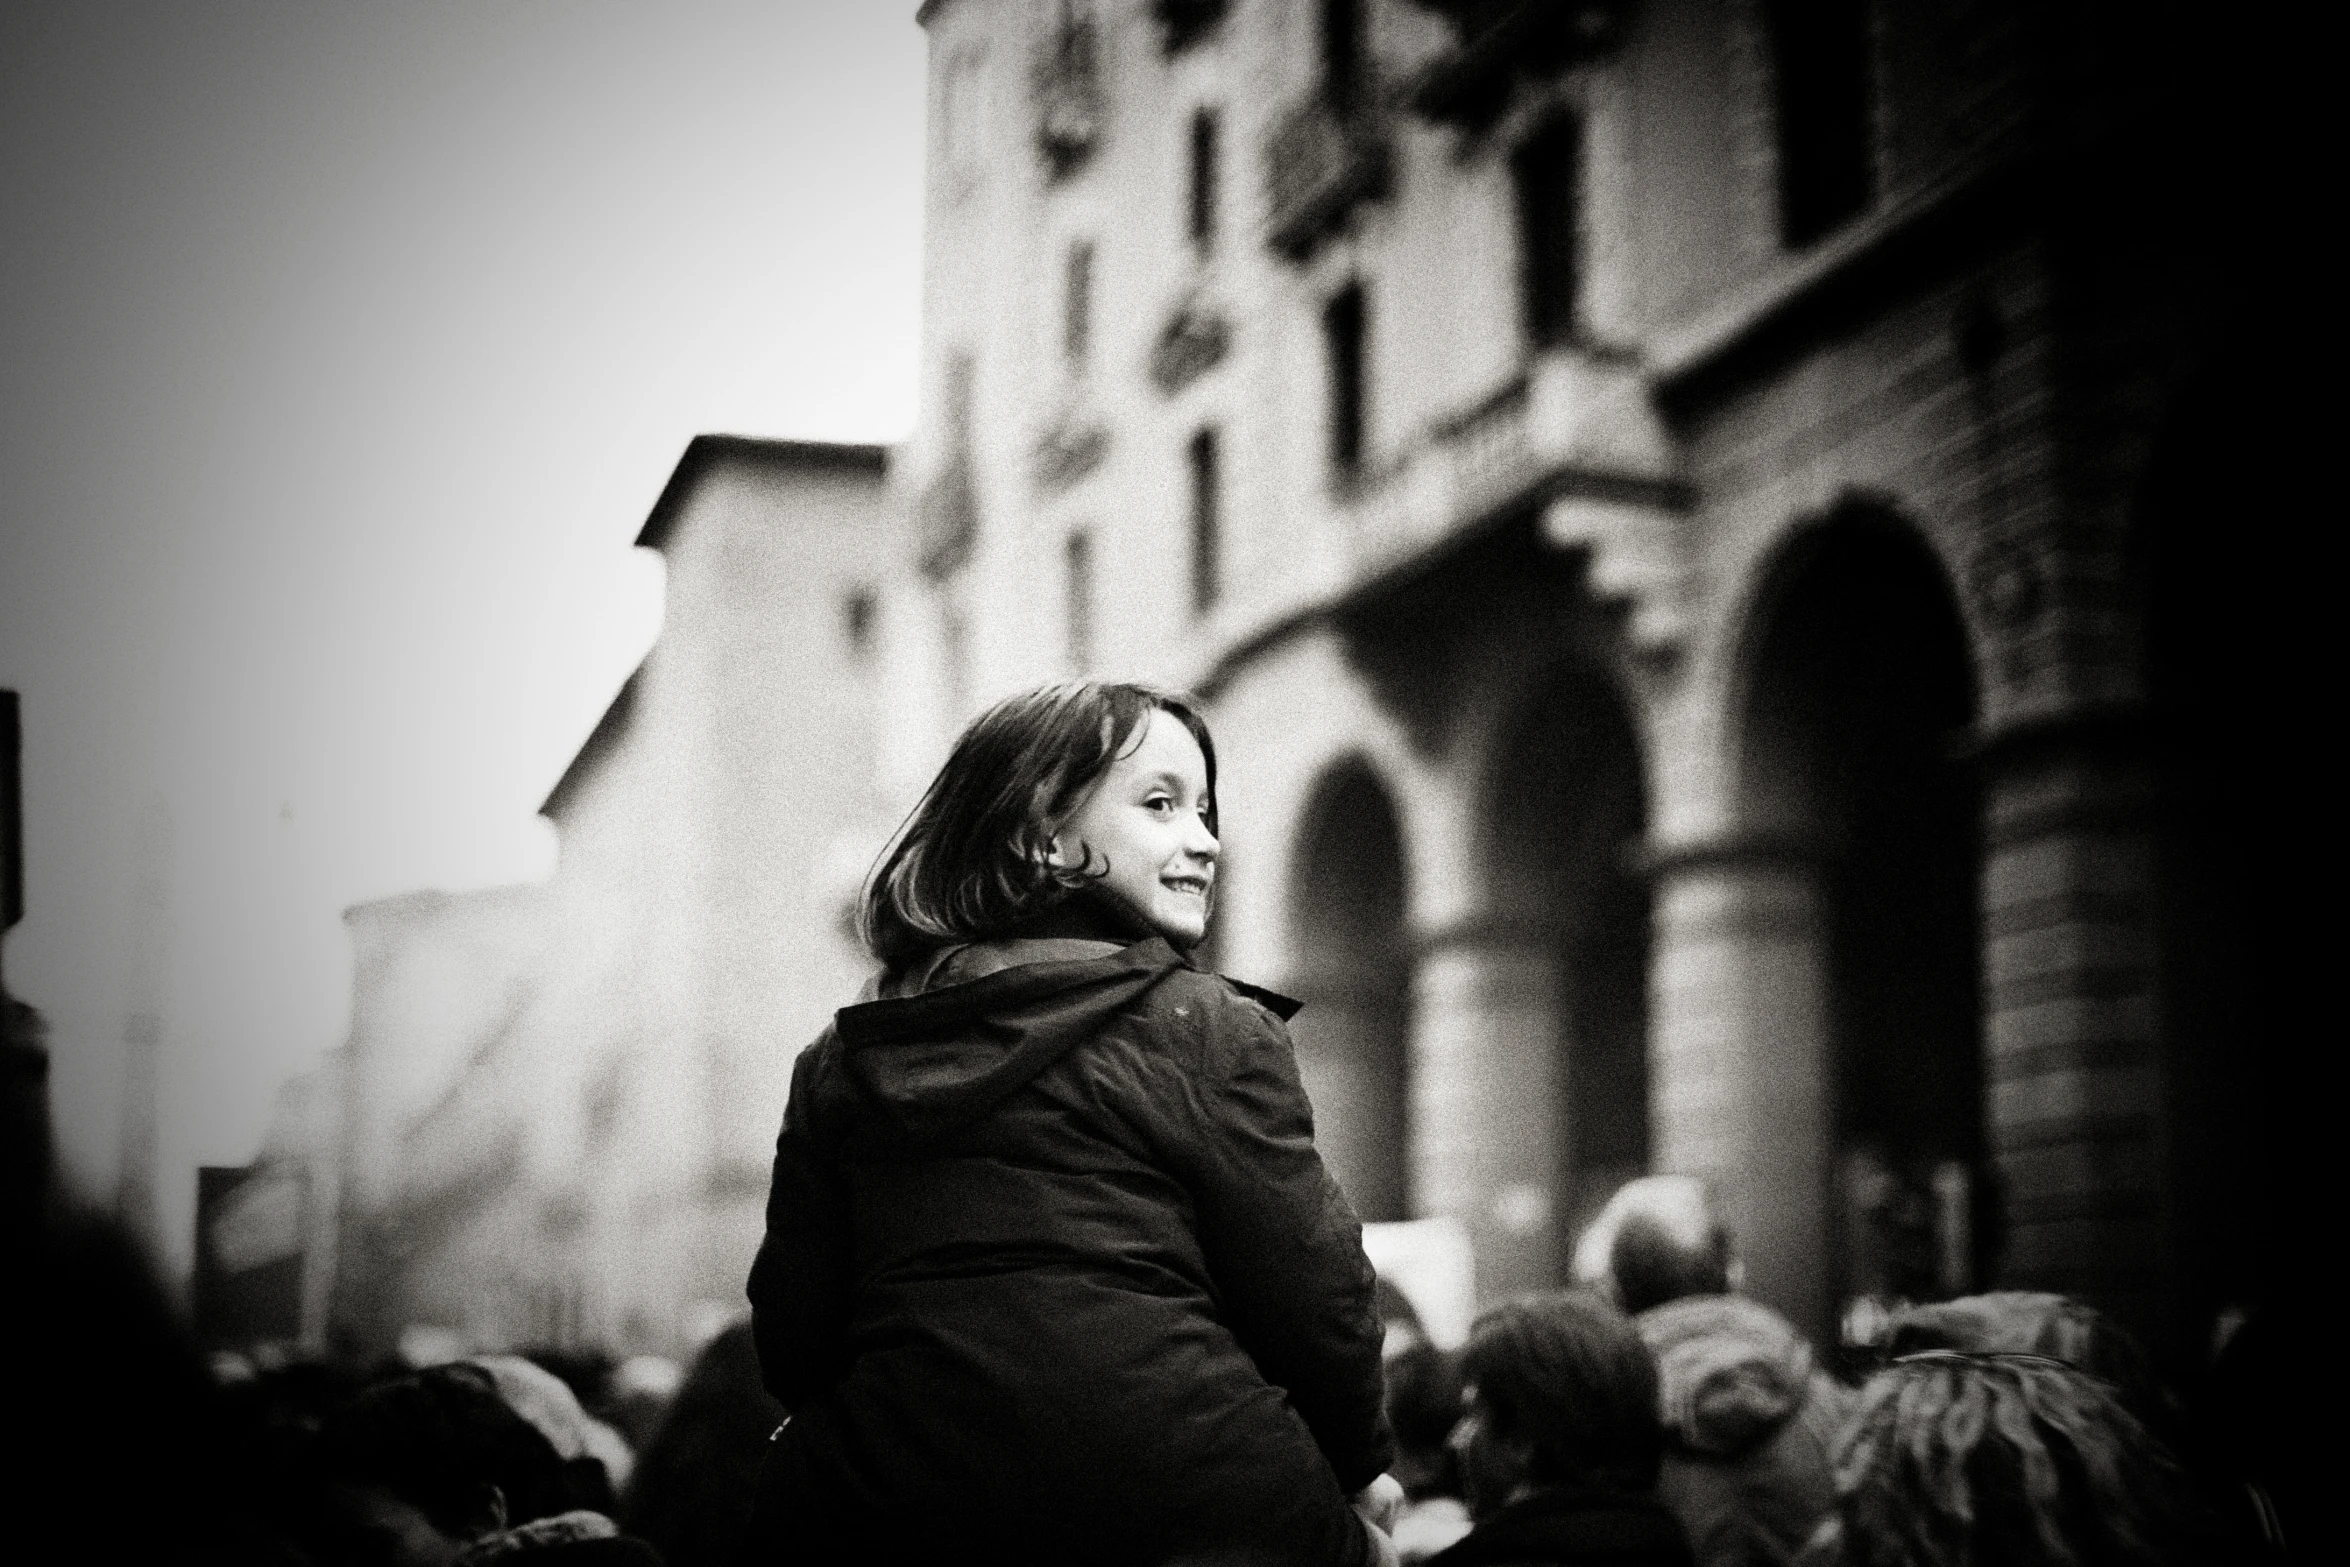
841, 586, 877, 659
1037, 0, 1102, 177
1063, 240, 1094, 367
942, 50, 985, 192
945, 351, 975, 443
1764, 0, 1875, 247
1320, 0, 1364, 109
1323, 281, 1367, 481
1513, 114, 1582, 349
1189, 108, 1220, 257
1064, 529, 1096, 670
939, 597, 971, 720
920, 353, 979, 581
1189, 428, 1221, 615
584, 1058, 624, 1151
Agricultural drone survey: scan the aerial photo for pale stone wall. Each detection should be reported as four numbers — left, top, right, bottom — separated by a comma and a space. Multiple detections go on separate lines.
328, 440, 894, 1359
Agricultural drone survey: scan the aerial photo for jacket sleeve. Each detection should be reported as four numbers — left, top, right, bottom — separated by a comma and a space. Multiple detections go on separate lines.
745, 1033, 853, 1413
1180, 990, 1395, 1493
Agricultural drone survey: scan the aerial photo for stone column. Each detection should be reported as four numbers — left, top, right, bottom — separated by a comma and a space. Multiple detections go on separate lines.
1289, 977, 1409, 1224
1408, 928, 1563, 1304
1646, 839, 1833, 1344
1978, 720, 2164, 1337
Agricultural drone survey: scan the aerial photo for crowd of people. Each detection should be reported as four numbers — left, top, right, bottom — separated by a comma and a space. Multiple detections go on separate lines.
1362, 1175, 2296, 1566
7, 1171, 2293, 1566
5, 1010, 2303, 1566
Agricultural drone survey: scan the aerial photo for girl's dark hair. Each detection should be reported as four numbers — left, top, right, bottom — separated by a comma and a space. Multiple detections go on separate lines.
1831, 1353, 2201, 1567
1460, 1290, 1662, 1493
860, 681, 1217, 968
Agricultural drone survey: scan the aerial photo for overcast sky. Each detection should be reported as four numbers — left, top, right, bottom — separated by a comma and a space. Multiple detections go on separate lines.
0, 1, 925, 1278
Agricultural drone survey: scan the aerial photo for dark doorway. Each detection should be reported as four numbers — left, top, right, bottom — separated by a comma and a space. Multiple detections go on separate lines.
1739, 510, 1984, 1331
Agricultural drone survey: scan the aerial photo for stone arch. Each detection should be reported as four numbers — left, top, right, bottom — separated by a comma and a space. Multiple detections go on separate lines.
1476, 658, 1653, 1261
1285, 754, 1413, 1223
1728, 499, 1987, 1342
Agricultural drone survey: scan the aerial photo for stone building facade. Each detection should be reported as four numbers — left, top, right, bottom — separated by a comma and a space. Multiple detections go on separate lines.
326, 438, 900, 1359
896, 0, 2278, 1363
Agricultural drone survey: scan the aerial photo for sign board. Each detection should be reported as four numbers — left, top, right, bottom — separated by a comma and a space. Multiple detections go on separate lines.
1360, 1215, 1475, 1351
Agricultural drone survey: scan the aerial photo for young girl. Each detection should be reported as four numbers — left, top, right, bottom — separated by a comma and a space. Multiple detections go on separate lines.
745, 681, 1400, 1564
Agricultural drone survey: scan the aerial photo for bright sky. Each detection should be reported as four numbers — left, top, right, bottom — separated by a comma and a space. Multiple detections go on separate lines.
0, 1, 925, 1278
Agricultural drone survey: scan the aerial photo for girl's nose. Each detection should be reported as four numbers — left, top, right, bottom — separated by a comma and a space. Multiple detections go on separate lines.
1185, 816, 1220, 860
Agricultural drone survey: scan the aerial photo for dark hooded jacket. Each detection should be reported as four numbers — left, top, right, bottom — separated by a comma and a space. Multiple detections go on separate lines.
744, 936, 1392, 1566
1635, 1297, 1850, 1567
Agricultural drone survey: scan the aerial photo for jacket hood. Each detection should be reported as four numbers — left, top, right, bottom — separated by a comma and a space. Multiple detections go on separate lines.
832, 936, 1196, 1144
1636, 1294, 1815, 1459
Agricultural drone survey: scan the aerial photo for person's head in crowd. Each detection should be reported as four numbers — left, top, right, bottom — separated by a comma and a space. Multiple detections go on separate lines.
1448, 1291, 1662, 1520
1572, 1176, 1740, 1315
467, 1354, 634, 1510
1824, 1350, 2200, 1567
1880, 1291, 2170, 1439
319, 1362, 578, 1565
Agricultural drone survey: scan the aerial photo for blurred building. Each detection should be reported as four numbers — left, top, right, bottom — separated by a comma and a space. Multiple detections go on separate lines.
898, 0, 2283, 1363
324, 438, 897, 1360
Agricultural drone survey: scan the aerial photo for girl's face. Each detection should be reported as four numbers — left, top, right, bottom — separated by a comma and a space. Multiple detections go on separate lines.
1049, 707, 1219, 948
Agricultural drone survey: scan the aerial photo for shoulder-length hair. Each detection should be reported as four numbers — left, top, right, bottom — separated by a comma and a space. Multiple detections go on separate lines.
859, 681, 1218, 968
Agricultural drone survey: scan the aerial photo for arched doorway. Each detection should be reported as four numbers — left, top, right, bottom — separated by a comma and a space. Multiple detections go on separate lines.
1736, 507, 1985, 1344
1287, 760, 1411, 1222
1484, 663, 1652, 1255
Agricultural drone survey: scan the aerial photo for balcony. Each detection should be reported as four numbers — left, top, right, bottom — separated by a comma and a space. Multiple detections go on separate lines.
1344, 350, 1686, 648
1263, 88, 1392, 260
1151, 293, 1232, 395
918, 457, 977, 580
1033, 412, 1108, 496
1152, 0, 1227, 55
1405, 1, 1627, 130
1034, 10, 1102, 178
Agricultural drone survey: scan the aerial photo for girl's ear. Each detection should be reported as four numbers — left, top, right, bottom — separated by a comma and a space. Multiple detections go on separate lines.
1042, 832, 1067, 869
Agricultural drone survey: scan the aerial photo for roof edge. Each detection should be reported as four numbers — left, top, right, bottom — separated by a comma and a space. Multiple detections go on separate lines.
633, 434, 890, 551
538, 668, 643, 821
